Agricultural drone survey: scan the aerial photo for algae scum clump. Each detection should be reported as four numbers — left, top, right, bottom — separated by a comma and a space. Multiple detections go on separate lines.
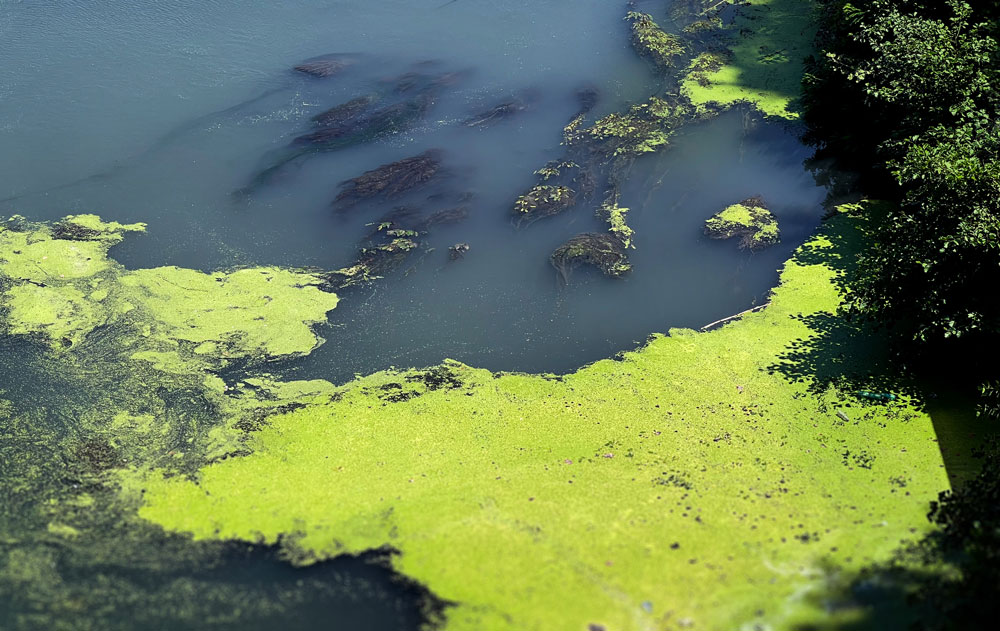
704, 196, 781, 251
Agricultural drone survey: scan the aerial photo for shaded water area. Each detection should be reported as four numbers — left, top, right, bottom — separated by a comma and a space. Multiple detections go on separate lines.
1, 0, 826, 628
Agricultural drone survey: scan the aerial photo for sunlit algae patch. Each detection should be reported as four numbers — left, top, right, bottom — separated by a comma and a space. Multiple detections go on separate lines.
125, 205, 952, 631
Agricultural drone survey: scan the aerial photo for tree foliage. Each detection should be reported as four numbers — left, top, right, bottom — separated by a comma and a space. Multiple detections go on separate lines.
804, 0, 1000, 347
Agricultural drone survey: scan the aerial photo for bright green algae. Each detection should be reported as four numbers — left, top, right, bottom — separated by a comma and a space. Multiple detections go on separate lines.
680, 0, 819, 119
0, 214, 338, 365
0, 215, 356, 629
704, 197, 781, 250
137, 206, 953, 631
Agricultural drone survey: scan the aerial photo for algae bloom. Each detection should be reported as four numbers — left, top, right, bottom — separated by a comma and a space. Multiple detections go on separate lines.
704, 196, 781, 251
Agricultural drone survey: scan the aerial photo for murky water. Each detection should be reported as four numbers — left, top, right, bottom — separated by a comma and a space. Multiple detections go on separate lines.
0, 0, 826, 627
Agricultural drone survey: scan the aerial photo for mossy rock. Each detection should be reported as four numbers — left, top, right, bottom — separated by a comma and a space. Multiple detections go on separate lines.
704, 196, 780, 251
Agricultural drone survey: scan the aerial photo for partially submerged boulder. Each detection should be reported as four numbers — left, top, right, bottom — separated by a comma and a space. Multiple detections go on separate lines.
704, 196, 780, 251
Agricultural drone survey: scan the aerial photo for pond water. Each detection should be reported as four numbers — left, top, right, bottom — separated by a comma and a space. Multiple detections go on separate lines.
0, 0, 826, 627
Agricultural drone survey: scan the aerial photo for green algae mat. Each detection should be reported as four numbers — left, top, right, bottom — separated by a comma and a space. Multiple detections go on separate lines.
0, 3, 960, 630
132, 206, 952, 630
0, 205, 954, 630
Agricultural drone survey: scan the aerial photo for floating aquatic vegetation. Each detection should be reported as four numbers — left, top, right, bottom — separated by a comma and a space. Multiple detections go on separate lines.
626, 10, 685, 70
292, 53, 360, 78
311, 94, 379, 127
333, 149, 444, 210
565, 96, 685, 158
135, 209, 960, 631
323, 237, 420, 289
512, 185, 576, 226
0, 214, 338, 367
682, 15, 724, 37
550, 232, 630, 282
599, 201, 634, 249
513, 0, 813, 278
679, 0, 818, 119
704, 195, 780, 250
533, 160, 580, 181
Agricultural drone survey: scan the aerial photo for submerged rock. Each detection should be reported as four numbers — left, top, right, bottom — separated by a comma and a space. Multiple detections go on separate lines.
292, 53, 360, 78
333, 149, 444, 210
311, 94, 379, 127
704, 196, 780, 251
462, 89, 539, 128
418, 205, 470, 231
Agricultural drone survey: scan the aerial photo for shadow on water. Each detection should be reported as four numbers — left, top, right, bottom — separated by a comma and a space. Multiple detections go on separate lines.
763, 210, 996, 631
1, 541, 443, 631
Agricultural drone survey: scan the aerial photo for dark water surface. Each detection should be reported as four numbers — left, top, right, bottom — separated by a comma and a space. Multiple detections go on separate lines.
0, 0, 826, 627
0, 0, 824, 382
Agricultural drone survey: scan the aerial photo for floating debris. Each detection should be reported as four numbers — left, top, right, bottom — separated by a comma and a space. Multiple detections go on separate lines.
333, 149, 444, 210
448, 243, 470, 260
704, 196, 780, 251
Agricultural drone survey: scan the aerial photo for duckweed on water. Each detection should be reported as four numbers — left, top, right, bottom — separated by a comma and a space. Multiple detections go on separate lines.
680, 0, 818, 119
136, 205, 956, 631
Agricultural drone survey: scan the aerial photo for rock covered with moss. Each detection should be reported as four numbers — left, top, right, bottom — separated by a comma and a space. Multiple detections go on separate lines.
704, 196, 780, 250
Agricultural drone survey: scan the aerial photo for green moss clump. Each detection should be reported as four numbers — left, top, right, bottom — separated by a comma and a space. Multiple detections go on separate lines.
682, 16, 723, 36
626, 11, 685, 70
704, 196, 781, 250
136, 208, 959, 631
565, 97, 684, 158
599, 202, 635, 249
